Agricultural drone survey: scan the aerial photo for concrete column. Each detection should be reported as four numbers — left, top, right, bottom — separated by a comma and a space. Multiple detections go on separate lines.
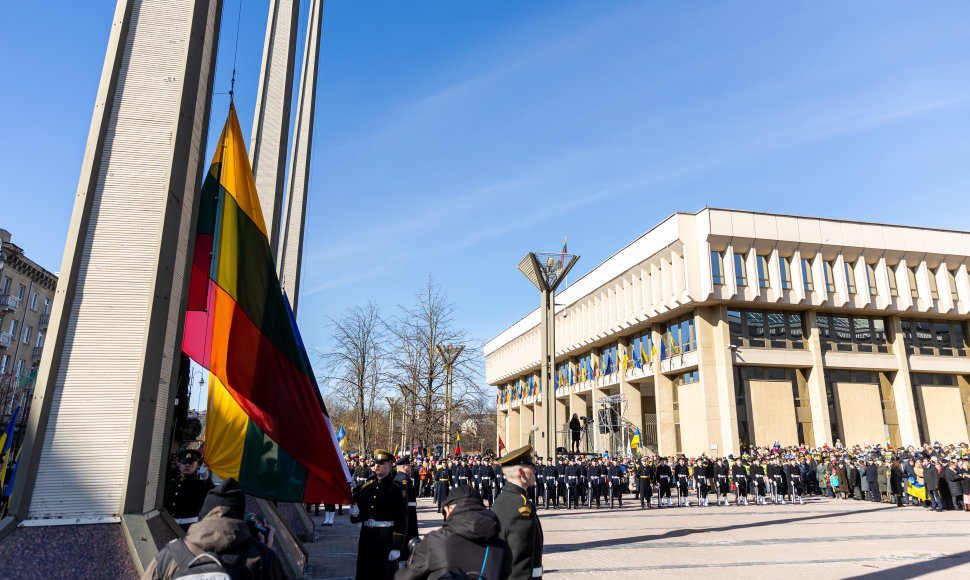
803, 311, 834, 446
618, 339, 643, 448
888, 315, 921, 446
508, 405, 520, 448
652, 327, 677, 455
696, 306, 739, 456
250, 0, 301, 256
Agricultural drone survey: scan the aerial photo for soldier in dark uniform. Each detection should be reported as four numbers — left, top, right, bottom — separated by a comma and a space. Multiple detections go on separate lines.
353, 457, 372, 489
786, 458, 804, 505
479, 459, 496, 508
674, 457, 690, 507
351, 449, 407, 580
163, 448, 213, 531
394, 456, 419, 561
715, 458, 731, 506
608, 460, 624, 508
494, 460, 506, 495
543, 458, 559, 509
587, 458, 602, 508
566, 458, 581, 509
768, 457, 787, 504
637, 457, 653, 509
731, 458, 749, 506
494, 445, 543, 580
456, 458, 472, 488
435, 459, 453, 513
533, 457, 546, 508
656, 457, 672, 507
750, 458, 767, 505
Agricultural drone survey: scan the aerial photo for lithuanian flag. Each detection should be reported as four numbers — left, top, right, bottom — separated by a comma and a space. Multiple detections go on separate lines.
182, 104, 351, 504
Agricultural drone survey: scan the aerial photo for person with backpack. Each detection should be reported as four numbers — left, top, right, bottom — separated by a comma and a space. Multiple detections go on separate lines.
142, 477, 285, 580
395, 486, 512, 580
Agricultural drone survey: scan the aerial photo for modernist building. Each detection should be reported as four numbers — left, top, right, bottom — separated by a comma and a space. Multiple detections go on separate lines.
0, 229, 58, 417
485, 209, 970, 457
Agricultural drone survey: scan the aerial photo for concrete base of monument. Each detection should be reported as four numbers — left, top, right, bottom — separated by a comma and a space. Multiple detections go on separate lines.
0, 520, 140, 578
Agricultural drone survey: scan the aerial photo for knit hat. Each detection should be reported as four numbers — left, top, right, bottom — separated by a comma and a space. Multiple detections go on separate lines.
200, 477, 246, 520
443, 485, 483, 508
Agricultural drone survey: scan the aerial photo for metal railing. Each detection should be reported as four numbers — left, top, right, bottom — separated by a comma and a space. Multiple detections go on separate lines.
32, 346, 43, 361
0, 333, 12, 348
39, 313, 50, 328
0, 294, 20, 311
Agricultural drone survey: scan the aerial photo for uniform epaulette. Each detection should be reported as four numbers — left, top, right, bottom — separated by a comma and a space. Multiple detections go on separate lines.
393, 479, 404, 488
361, 480, 375, 489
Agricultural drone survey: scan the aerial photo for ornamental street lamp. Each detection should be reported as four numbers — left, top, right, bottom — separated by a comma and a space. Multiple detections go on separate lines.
517, 252, 578, 461
436, 344, 464, 456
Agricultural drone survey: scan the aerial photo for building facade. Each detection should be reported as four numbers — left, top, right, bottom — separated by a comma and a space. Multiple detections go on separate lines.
0, 229, 58, 419
485, 209, 970, 457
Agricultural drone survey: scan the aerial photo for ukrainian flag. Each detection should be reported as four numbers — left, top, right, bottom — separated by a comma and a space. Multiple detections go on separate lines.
907, 477, 926, 501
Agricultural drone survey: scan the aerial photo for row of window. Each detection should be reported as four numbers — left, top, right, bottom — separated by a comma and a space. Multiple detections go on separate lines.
900, 319, 967, 354
711, 251, 960, 301
0, 277, 50, 313
1, 318, 44, 347
728, 310, 804, 346
0, 354, 28, 377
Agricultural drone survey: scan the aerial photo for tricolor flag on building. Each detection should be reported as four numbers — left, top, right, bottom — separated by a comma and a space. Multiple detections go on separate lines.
181, 104, 351, 504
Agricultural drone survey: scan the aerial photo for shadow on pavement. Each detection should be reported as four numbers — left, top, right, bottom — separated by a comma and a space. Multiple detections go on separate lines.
545, 505, 887, 554
842, 550, 970, 579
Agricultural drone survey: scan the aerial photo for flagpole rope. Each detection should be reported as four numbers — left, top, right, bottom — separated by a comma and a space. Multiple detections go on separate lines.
230, 0, 243, 98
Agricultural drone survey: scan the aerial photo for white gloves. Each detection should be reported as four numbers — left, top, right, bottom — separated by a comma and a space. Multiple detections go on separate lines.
387, 550, 401, 561
349, 504, 360, 518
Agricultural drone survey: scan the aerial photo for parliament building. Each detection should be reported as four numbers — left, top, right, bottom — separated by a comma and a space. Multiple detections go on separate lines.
485, 209, 970, 457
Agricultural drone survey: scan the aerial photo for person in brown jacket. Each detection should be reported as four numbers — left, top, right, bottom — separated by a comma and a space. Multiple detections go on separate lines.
141, 478, 286, 580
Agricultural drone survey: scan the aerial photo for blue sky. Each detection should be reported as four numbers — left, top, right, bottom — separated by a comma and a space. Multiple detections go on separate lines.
2, 1, 970, 376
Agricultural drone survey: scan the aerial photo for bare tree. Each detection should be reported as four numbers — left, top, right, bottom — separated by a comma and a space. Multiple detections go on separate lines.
386, 277, 486, 456
318, 302, 387, 454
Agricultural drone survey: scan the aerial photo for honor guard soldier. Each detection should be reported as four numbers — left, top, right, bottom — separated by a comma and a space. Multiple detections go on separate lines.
353, 457, 371, 489
351, 449, 407, 580
637, 457, 653, 509
607, 460, 624, 508
479, 458, 496, 508
544, 458, 560, 509
565, 458, 581, 509
731, 458, 749, 506
750, 458, 767, 504
674, 457, 690, 507
395, 456, 420, 561
656, 457, 673, 507
715, 458, 731, 506
435, 460, 453, 513
163, 448, 214, 530
534, 457, 546, 507
456, 457, 472, 488
786, 458, 804, 504
494, 445, 544, 580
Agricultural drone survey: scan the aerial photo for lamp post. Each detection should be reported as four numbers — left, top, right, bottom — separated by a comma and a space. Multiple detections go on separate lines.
517, 251, 578, 461
436, 344, 464, 456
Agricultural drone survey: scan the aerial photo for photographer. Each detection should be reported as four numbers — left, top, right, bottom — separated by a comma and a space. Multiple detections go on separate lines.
569, 414, 582, 453
142, 477, 285, 579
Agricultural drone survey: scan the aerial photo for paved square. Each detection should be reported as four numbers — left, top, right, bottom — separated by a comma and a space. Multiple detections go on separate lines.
307, 497, 970, 579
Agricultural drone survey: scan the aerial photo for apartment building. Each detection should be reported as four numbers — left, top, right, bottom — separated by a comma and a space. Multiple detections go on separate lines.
0, 229, 58, 416
484, 209, 970, 457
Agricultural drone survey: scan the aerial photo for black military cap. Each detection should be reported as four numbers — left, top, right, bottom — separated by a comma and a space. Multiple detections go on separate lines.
496, 444, 535, 468
394, 456, 410, 466
177, 448, 203, 463
373, 449, 395, 463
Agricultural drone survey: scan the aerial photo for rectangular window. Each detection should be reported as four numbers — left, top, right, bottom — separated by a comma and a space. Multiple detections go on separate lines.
802, 259, 814, 291
17, 285, 26, 300
816, 315, 830, 341
43, 298, 51, 315
789, 313, 803, 339
844, 263, 856, 294
0, 354, 8, 373
934, 322, 951, 349
15, 359, 24, 376
823, 261, 836, 293
22, 325, 32, 344
953, 322, 965, 349
853, 318, 872, 344
756, 255, 770, 288
888, 265, 899, 297
832, 317, 851, 342
907, 267, 919, 300
779, 256, 792, 290
928, 270, 939, 300
734, 252, 747, 287
866, 263, 877, 295
948, 269, 959, 301
7, 319, 18, 336
29, 292, 38, 311
745, 312, 765, 339
767, 312, 786, 338
711, 251, 724, 285
1, 277, 10, 295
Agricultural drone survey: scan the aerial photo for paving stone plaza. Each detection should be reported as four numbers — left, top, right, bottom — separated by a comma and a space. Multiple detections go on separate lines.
307, 496, 970, 579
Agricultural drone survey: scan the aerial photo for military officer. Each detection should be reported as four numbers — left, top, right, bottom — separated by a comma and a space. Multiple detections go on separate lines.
479, 457, 496, 508
351, 449, 407, 580
163, 448, 213, 530
674, 457, 690, 507
656, 457, 673, 507
731, 457, 749, 506
494, 445, 544, 580
394, 455, 419, 562
637, 457, 653, 509
435, 459, 453, 513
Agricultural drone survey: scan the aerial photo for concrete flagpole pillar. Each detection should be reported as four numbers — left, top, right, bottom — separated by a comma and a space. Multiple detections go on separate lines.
0, 0, 222, 575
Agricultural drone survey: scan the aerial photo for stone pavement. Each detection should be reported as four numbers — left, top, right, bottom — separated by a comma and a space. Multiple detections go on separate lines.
304, 496, 970, 579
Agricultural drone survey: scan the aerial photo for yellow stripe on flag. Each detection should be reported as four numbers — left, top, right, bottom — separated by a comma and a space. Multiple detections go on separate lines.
205, 373, 248, 479
215, 105, 268, 238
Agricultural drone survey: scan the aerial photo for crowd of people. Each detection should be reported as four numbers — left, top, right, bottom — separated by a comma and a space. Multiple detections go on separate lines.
341, 440, 970, 517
